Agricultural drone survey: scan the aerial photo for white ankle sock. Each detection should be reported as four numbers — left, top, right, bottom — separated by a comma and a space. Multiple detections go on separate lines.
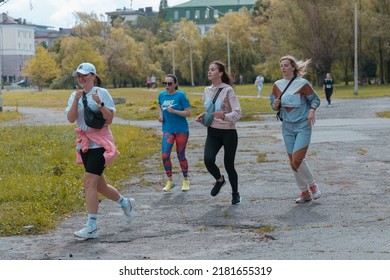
87, 214, 97, 228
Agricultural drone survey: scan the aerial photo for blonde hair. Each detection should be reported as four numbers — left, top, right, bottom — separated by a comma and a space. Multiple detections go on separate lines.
279, 55, 311, 77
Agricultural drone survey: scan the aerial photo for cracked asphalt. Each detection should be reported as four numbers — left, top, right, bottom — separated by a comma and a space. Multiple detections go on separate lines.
1, 96, 390, 260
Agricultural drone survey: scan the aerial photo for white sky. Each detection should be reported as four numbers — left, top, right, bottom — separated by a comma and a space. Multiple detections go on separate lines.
1, 0, 187, 29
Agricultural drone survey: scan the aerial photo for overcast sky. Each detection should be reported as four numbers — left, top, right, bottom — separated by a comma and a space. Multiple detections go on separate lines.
1, 0, 187, 29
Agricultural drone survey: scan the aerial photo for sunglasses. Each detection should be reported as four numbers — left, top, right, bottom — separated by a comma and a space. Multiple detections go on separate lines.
162, 82, 173, 86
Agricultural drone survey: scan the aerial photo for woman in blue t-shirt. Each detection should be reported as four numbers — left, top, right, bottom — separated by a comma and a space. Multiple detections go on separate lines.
158, 74, 191, 192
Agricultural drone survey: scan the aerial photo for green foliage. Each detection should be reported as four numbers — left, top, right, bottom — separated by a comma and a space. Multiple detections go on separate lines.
0, 125, 159, 236
54, 37, 105, 89
23, 46, 60, 89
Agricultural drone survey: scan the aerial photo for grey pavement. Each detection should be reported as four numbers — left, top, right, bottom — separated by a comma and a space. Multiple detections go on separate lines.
1, 97, 390, 260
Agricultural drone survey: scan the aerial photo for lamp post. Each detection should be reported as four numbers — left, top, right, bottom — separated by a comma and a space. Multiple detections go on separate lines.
159, 29, 176, 75
180, 35, 194, 86
354, 0, 358, 95
207, 6, 231, 74
169, 26, 176, 75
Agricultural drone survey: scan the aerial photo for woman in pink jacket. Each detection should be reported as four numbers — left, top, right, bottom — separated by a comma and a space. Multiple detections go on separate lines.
196, 61, 242, 205
65, 62, 135, 239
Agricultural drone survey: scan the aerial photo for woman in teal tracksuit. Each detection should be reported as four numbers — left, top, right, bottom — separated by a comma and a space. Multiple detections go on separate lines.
270, 55, 321, 203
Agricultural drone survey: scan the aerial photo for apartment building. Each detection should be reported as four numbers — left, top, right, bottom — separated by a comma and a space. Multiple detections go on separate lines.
0, 13, 35, 83
105, 6, 156, 24
166, 0, 255, 35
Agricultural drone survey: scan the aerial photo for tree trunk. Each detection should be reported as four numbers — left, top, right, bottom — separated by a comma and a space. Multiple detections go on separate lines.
378, 38, 385, 84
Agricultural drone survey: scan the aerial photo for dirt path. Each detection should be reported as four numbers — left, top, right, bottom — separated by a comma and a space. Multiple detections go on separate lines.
1, 97, 390, 260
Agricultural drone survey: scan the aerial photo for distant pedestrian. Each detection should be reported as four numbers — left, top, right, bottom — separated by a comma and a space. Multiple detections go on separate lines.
323, 73, 336, 107
151, 74, 157, 89
195, 61, 242, 205
146, 76, 151, 90
254, 74, 264, 98
239, 74, 244, 84
65, 62, 135, 239
158, 74, 191, 192
270, 55, 321, 203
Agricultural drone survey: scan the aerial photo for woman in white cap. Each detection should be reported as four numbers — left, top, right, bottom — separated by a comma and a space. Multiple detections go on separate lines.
65, 62, 135, 239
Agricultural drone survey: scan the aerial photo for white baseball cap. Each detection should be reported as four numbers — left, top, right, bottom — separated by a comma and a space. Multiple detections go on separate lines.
72, 62, 96, 76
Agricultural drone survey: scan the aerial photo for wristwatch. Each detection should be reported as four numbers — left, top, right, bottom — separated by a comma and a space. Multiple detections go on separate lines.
99, 102, 105, 108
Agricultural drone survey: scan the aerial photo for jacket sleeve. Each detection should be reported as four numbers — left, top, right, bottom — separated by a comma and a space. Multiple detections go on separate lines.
224, 88, 242, 124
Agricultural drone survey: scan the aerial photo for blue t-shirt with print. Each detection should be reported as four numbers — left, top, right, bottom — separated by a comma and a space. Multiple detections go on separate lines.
158, 90, 190, 133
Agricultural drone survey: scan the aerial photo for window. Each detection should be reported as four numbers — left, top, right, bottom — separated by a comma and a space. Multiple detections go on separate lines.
214, 10, 219, 18
185, 10, 190, 19
195, 10, 200, 19
174, 10, 179, 21
205, 9, 209, 19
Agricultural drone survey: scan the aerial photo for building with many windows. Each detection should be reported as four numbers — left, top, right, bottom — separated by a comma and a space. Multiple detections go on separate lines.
167, 0, 256, 35
0, 13, 35, 83
105, 6, 156, 24
34, 26, 72, 49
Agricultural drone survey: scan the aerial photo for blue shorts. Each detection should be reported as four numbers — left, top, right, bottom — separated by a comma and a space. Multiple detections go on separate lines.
282, 120, 312, 154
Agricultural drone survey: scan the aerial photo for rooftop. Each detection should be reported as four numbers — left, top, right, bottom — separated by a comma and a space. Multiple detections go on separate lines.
172, 0, 256, 8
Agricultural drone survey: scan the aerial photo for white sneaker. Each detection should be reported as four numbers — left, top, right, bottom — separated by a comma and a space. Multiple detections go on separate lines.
295, 191, 313, 204
121, 197, 135, 220
309, 184, 322, 200
74, 223, 98, 239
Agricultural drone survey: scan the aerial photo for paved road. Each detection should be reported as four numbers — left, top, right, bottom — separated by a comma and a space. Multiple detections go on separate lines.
1, 97, 390, 260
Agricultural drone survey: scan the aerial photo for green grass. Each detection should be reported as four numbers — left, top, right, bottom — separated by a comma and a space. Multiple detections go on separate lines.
3, 83, 390, 122
0, 110, 22, 122
0, 124, 159, 236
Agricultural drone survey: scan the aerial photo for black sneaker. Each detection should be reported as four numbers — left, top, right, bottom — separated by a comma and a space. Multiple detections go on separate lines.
211, 176, 226, 197
232, 192, 241, 205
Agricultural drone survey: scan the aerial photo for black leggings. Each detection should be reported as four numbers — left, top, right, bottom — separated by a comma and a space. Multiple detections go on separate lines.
325, 89, 333, 105
204, 127, 238, 193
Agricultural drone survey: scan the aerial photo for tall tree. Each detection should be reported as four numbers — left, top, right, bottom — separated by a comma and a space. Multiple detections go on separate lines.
23, 46, 60, 90
104, 27, 145, 87
159, 0, 169, 20
54, 37, 105, 89
363, 0, 390, 84
259, 0, 352, 85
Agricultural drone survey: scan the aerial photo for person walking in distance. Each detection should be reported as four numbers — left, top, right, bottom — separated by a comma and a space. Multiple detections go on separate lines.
323, 72, 336, 107
65, 62, 135, 239
270, 55, 321, 203
195, 61, 242, 205
254, 74, 264, 98
158, 74, 191, 192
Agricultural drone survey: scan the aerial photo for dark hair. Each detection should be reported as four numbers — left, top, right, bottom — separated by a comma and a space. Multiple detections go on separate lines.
210, 61, 233, 85
165, 74, 179, 90
94, 74, 102, 87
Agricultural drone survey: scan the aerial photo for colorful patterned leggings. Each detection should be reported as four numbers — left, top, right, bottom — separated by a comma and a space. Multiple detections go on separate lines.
161, 132, 189, 178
